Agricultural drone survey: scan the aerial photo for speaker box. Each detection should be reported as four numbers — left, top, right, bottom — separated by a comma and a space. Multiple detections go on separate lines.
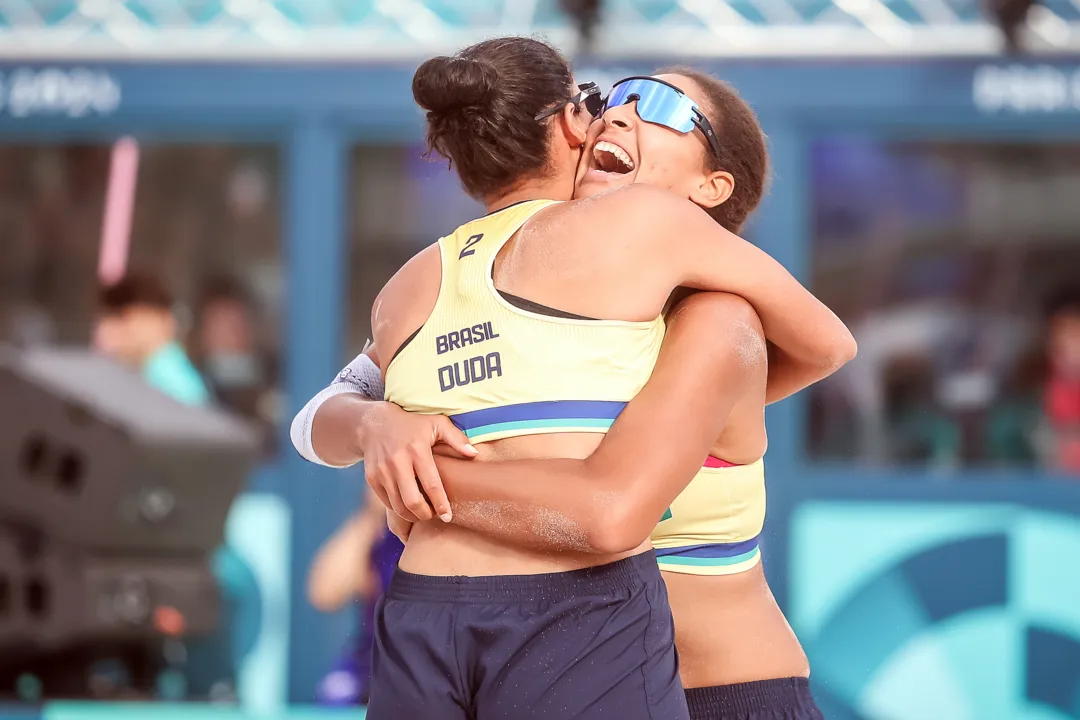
0, 526, 219, 649
0, 347, 258, 554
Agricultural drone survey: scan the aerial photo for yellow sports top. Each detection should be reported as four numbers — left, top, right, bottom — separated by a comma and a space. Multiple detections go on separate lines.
651, 457, 766, 575
383, 199, 665, 445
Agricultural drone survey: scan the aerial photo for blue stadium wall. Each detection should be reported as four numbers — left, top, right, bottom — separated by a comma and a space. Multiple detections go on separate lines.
3, 58, 1080, 719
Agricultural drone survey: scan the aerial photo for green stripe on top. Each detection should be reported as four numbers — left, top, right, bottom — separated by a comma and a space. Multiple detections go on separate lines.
466, 417, 614, 439
656, 546, 761, 567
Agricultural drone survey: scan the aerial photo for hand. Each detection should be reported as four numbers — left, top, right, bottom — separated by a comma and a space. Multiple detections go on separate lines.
386, 508, 414, 544
361, 402, 478, 523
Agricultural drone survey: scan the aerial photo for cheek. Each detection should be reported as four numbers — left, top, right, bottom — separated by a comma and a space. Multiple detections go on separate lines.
636, 139, 703, 194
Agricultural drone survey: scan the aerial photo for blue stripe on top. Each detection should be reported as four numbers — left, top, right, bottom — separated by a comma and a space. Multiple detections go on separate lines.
450, 400, 627, 432
654, 536, 760, 559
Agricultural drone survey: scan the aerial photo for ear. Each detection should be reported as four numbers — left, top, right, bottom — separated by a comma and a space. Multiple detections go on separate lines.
558, 102, 590, 148
690, 169, 734, 210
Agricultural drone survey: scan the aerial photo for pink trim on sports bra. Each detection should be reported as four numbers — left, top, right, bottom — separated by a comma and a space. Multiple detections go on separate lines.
703, 455, 739, 468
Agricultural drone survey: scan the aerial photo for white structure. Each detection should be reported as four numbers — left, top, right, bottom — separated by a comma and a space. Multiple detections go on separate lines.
0, 0, 1077, 58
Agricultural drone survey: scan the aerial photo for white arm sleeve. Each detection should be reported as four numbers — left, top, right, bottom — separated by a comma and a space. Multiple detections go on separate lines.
290, 351, 386, 468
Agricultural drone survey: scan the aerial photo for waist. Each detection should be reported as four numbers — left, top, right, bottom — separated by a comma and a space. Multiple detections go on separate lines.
388, 549, 662, 604
400, 520, 647, 576
662, 564, 810, 686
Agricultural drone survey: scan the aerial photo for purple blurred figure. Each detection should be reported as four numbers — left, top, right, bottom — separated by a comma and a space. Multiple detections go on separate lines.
307, 489, 404, 705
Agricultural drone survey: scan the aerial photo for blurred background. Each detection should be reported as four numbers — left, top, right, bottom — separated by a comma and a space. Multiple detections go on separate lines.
0, 1, 1078, 719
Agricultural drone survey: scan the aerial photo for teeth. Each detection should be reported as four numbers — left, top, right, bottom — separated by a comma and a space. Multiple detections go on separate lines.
594, 140, 635, 171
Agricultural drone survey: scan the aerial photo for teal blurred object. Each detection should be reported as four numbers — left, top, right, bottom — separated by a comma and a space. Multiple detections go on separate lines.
219, 494, 292, 715
40, 704, 365, 720
142, 342, 211, 407
790, 502, 1080, 720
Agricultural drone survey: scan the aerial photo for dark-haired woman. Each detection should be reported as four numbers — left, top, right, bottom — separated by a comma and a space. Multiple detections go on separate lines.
299, 39, 851, 720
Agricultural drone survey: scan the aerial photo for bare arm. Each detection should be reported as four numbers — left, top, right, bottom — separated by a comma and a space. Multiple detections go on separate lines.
764, 343, 818, 404
306, 490, 386, 612
434, 292, 766, 554
295, 243, 477, 522
610, 185, 856, 397
304, 343, 385, 468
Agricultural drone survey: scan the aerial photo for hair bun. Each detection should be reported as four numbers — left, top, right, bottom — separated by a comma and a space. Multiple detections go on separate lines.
412, 55, 498, 115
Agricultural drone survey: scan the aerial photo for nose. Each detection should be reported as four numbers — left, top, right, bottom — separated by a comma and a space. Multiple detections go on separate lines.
601, 99, 636, 129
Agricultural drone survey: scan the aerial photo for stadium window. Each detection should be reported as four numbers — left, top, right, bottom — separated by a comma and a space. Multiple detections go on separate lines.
345, 144, 483, 362
0, 144, 283, 456
808, 137, 1080, 473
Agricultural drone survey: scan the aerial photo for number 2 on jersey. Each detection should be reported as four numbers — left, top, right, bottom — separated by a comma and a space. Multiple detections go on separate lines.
459, 233, 484, 259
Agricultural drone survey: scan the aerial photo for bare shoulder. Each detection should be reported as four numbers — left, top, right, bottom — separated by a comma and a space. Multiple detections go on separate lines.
667, 292, 766, 364
371, 242, 441, 362
578, 184, 699, 224
578, 185, 735, 252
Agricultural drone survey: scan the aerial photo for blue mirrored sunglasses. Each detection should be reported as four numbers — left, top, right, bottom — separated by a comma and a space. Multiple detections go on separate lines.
602, 76, 723, 160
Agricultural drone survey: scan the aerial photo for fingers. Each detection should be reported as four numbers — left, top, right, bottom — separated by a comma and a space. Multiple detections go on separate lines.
412, 444, 452, 523
368, 481, 392, 514
366, 458, 422, 524
433, 416, 478, 459
389, 454, 434, 522
386, 508, 413, 544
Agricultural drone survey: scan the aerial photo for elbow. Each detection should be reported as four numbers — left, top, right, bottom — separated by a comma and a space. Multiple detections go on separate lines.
586, 501, 653, 555
306, 578, 343, 614
815, 323, 857, 376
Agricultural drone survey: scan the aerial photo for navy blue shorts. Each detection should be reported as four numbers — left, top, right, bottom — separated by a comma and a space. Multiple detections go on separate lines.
366, 550, 689, 720
684, 678, 823, 720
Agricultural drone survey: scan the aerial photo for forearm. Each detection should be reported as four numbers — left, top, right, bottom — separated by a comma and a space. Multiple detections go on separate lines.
309, 394, 388, 467
290, 349, 385, 467
436, 455, 654, 554
436, 294, 762, 556
715, 250, 854, 372
765, 342, 840, 404
664, 201, 856, 371
307, 511, 380, 611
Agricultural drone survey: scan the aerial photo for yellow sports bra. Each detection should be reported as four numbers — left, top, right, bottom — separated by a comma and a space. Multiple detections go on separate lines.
384, 199, 665, 444
651, 457, 766, 576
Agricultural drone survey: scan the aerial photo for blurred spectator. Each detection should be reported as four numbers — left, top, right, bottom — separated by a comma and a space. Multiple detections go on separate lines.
1042, 289, 1080, 474
809, 137, 1080, 470
307, 490, 404, 706
194, 277, 278, 453
881, 354, 961, 467
95, 273, 210, 406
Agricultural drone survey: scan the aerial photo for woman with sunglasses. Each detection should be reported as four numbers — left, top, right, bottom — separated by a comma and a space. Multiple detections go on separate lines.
295, 38, 851, 720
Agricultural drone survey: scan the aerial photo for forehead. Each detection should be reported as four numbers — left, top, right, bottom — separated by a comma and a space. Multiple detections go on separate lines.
652, 73, 707, 108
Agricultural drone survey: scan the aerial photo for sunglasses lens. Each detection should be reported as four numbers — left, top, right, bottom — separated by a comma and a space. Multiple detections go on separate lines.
604, 79, 696, 133
585, 93, 603, 117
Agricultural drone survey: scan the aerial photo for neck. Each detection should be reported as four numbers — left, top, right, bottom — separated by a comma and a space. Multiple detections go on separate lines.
483, 174, 574, 214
